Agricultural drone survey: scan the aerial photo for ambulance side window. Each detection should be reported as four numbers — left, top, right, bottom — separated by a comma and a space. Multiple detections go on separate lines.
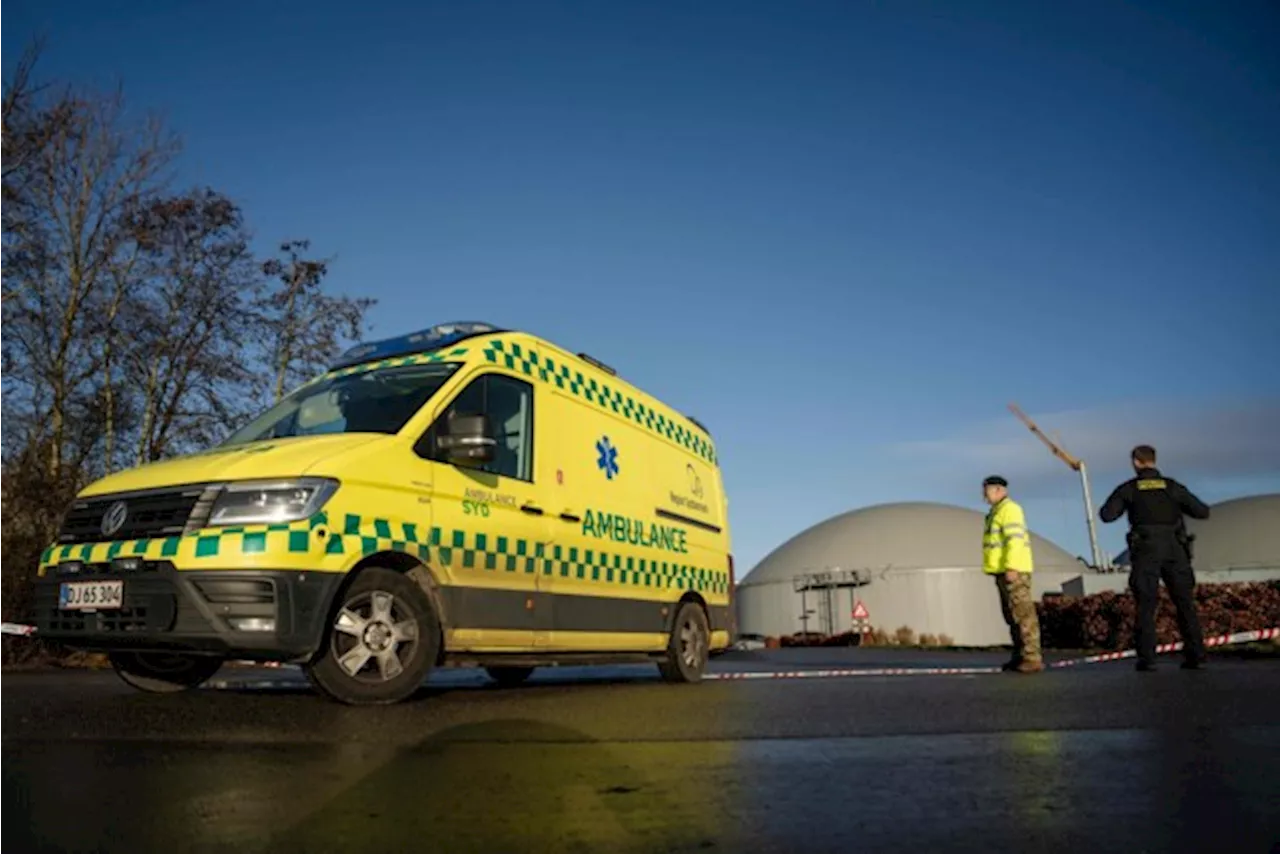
424, 373, 534, 482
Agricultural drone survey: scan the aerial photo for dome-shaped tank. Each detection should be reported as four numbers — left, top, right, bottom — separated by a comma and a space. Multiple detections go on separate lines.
735, 502, 1084, 645
741, 501, 1080, 587
1186, 493, 1280, 571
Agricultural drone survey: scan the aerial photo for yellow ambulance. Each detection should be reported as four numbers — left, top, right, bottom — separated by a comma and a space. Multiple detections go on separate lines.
33, 322, 735, 704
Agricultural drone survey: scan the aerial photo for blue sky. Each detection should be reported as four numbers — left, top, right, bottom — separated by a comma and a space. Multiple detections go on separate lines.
7, 0, 1279, 572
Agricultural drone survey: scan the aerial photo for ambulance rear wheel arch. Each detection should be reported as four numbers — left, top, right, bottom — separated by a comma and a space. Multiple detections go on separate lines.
669, 591, 710, 632
659, 596, 711, 684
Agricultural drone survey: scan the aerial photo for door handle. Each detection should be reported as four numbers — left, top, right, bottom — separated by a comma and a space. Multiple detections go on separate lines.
559, 512, 582, 523
521, 504, 545, 516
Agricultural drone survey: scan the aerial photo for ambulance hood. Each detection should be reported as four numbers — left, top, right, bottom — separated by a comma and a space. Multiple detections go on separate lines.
79, 435, 388, 497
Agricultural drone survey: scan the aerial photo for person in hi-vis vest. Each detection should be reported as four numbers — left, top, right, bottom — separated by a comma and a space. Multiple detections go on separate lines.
982, 475, 1043, 673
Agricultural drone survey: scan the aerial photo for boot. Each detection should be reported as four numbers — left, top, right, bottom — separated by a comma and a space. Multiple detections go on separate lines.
1015, 660, 1044, 674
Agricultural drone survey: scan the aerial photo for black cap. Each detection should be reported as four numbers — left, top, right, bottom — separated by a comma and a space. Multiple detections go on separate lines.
983, 475, 1008, 488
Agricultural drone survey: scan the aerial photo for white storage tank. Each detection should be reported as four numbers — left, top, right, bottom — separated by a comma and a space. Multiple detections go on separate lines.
1186, 493, 1280, 572
735, 502, 1084, 646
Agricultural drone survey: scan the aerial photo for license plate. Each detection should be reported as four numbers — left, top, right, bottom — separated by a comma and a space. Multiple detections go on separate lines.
59, 580, 124, 611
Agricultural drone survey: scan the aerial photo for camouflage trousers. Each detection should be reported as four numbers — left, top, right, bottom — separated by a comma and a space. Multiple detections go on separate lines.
995, 572, 1042, 664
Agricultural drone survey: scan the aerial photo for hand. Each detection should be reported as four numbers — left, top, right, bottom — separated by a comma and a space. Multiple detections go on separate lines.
1005, 571, 1019, 582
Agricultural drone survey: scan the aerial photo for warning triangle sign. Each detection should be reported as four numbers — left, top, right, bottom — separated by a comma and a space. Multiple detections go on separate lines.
851, 600, 870, 620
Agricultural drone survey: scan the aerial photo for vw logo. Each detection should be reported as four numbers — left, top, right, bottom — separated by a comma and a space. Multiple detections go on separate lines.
101, 501, 129, 537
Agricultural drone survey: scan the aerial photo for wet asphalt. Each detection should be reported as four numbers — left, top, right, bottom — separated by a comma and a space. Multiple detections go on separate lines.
4, 649, 1279, 854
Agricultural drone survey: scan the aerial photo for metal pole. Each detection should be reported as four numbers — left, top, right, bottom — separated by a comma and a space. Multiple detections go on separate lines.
800, 585, 808, 635
826, 578, 836, 637
1078, 462, 1104, 570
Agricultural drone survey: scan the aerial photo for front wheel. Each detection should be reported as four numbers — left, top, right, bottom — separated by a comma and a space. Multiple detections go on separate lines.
110, 651, 224, 693
304, 568, 440, 705
658, 602, 710, 684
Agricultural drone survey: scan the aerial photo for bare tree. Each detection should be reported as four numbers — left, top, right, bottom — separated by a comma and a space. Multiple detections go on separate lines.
96, 242, 141, 473
260, 240, 375, 402
126, 189, 263, 463
1, 49, 377, 661
0, 40, 69, 419
1, 41, 42, 188
1, 73, 178, 478
1, 40, 70, 244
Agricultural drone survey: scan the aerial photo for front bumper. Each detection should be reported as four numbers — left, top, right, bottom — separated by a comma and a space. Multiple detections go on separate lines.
33, 564, 345, 662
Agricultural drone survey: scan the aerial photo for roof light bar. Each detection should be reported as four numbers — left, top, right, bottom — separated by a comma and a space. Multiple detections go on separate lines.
577, 352, 617, 376
331, 321, 503, 370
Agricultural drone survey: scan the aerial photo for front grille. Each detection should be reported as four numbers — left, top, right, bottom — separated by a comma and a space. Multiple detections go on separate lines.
58, 487, 210, 545
37, 576, 180, 636
45, 605, 156, 634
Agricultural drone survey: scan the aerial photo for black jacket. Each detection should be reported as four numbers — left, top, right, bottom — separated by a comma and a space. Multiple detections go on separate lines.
1098, 467, 1211, 529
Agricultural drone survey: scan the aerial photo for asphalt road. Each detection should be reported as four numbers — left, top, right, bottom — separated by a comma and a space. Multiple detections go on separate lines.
4, 650, 1279, 854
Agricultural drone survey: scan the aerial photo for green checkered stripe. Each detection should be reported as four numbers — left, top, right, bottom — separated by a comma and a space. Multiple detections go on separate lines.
333, 513, 728, 595
322, 512, 435, 562
40, 514, 329, 567
482, 339, 717, 464
41, 511, 729, 596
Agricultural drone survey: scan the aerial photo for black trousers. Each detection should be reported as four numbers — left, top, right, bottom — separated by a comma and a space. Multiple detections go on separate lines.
1128, 540, 1206, 665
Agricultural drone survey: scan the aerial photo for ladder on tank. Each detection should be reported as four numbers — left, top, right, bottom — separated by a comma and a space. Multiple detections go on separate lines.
794, 569, 872, 638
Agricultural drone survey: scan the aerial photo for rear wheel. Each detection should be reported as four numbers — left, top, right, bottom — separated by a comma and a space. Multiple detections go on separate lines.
110, 651, 224, 693
304, 568, 440, 705
485, 666, 535, 687
658, 602, 710, 684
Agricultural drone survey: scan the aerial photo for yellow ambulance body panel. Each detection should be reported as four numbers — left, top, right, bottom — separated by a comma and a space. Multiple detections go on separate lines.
34, 322, 733, 704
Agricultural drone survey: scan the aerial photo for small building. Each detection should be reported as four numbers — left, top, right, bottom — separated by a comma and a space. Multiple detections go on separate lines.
735, 502, 1084, 646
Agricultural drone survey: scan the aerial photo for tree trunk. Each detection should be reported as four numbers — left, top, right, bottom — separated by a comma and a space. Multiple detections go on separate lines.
101, 274, 127, 474
136, 364, 160, 467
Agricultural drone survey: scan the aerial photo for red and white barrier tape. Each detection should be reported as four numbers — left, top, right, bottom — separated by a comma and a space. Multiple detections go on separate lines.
1046, 627, 1280, 669
708, 665, 1001, 680
1, 622, 38, 637
706, 627, 1280, 681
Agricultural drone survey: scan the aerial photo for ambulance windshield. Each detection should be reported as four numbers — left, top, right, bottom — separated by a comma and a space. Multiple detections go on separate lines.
221, 362, 460, 446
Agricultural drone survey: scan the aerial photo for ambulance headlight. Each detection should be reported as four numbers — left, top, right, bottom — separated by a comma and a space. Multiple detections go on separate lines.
208, 478, 339, 526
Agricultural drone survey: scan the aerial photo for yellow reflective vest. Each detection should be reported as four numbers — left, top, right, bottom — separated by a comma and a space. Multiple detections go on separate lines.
983, 497, 1034, 574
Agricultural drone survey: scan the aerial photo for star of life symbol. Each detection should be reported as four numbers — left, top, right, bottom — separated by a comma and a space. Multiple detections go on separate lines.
596, 437, 620, 480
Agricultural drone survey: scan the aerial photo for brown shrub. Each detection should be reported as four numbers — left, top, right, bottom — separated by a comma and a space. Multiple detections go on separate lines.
1036, 580, 1280, 651
868, 627, 893, 646
2, 451, 83, 666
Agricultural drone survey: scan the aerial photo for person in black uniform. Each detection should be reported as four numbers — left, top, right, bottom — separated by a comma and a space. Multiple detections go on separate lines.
1099, 444, 1211, 671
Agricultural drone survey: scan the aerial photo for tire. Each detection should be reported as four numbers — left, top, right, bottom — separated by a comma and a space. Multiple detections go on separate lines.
658, 601, 710, 684
304, 567, 440, 706
486, 666, 535, 687
110, 651, 224, 693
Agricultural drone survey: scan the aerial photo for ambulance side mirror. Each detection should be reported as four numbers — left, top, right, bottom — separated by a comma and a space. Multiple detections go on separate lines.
437, 413, 496, 465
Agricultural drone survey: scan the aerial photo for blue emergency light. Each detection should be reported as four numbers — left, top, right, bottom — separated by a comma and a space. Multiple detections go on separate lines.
330, 321, 504, 370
